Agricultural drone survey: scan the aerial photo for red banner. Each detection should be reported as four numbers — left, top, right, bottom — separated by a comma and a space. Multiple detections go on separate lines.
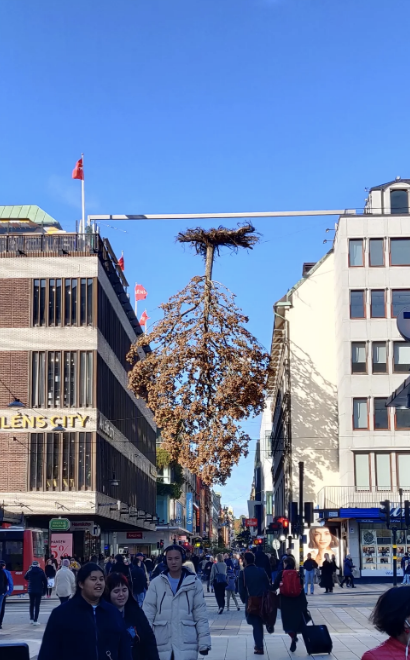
135, 284, 148, 301
245, 518, 258, 527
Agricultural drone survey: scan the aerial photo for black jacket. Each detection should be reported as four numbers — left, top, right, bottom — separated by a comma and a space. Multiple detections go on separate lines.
38, 595, 132, 660
303, 559, 318, 572
24, 566, 47, 595
151, 561, 166, 580
0, 569, 8, 595
272, 569, 307, 634
123, 598, 159, 660
130, 565, 147, 595
238, 565, 269, 603
112, 561, 132, 582
254, 550, 271, 579
45, 565, 56, 579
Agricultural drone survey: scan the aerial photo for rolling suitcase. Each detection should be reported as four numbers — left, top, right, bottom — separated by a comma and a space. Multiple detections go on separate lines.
302, 614, 333, 655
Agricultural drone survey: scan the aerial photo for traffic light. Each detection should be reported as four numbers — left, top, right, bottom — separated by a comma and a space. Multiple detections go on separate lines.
405, 501, 410, 527
268, 522, 280, 532
304, 502, 314, 526
254, 538, 263, 545
159, 539, 164, 549
380, 500, 391, 527
289, 502, 298, 525
282, 518, 289, 530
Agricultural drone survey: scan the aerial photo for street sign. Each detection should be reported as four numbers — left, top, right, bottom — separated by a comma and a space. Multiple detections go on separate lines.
245, 518, 257, 527
49, 518, 70, 532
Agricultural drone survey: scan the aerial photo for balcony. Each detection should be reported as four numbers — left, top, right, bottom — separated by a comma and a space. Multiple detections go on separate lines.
318, 486, 410, 509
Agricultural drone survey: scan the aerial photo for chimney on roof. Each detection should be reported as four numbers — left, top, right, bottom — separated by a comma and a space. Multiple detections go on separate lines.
302, 262, 316, 277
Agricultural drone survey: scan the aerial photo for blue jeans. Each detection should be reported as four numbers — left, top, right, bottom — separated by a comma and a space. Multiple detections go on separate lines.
136, 590, 145, 607
271, 570, 278, 583
403, 573, 410, 584
246, 612, 264, 650
304, 569, 315, 594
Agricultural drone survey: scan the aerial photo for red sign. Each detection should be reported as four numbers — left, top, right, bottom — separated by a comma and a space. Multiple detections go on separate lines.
126, 532, 143, 539
135, 284, 148, 301
245, 518, 258, 527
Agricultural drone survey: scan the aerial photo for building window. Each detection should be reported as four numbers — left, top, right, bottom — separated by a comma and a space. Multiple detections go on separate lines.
29, 434, 44, 490
355, 453, 370, 489
63, 352, 77, 407
390, 238, 410, 265
48, 279, 62, 326
79, 352, 94, 407
29, 432, 92, 492
47, 352, 61, 407
32, 351, 46, 407
391, 290, 410, 317
391, 190, 409, 215
350, 290, 365, 319
372, 342, 387, 374
376, 454, 391, 490
33, 279, 46, 326
393, 341, 410, 373
374, 398, 389, 430
370, 290, 385, 318
64, 279, 78, 326
397, 454, 410, 488
80, 278, 94, 326
353, 398, 369, 429
349, 239, 364, 267
352, 342, 367, 374
266, 492, 273, 516
395, 408, 410, 430
369, 238, 384, 267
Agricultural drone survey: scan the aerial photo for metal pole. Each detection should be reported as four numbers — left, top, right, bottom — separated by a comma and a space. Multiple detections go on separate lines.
88, 209, 351, 223
393, 527, 398, 587
299, 462, 304, 575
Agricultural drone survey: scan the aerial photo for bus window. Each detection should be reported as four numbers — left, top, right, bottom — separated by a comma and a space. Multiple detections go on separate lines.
1, 540, 24, 571
32, 532, 44, 558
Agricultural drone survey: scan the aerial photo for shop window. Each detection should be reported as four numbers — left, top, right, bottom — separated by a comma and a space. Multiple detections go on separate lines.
369, 239, 384, 267
355, 453, 370, 489
361, 526, 393, 573
33, 279, 46, 326
349, 239, 364, 266
370, 290, 385, 318
372, 342, 388, 374
32, 351, 46, 407
350, 290, 365, 319
374, 398, 389, 430
397, 454, 410, 488
390, 238, 410, 265
392, 290, 410, 317
376, 454, 391, 490
353, 398, 368, 430
395, 408, 410, 430
351, 342, 367, 374
390, 190, 409, 215
79, 352, 94, 407
48, 279, 62, 326
393, 341, 410, 373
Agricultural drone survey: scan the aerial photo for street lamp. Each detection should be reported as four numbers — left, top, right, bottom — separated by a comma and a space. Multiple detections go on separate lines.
51, 423, 66, 432
7, 398, 25, 408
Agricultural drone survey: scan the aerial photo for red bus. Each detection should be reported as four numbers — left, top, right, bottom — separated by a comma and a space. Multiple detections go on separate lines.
0, 528, 45, 594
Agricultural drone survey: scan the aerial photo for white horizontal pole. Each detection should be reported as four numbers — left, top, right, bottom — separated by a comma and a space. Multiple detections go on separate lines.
88, 209, 352, 222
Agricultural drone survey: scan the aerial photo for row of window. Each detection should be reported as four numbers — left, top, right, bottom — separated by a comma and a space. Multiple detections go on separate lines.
354, 452, 410, 490
31, 351, 93, 408
352, 397, 410, 430
350, 289, 410, 319
29, 432, 92, 491
349, 237, 410, 267
351, 341, 410, 374
33, 278, 94, 327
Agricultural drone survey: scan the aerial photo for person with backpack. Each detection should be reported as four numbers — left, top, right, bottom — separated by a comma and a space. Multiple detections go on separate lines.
238, 551, 269, 655
225, 568, 240, 611
210, 553, 228, 614
273, 556, 308, 654
130, 558, 148, 606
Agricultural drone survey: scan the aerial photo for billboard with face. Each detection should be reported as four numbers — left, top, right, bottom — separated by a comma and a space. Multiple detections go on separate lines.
304, 524, 340, 567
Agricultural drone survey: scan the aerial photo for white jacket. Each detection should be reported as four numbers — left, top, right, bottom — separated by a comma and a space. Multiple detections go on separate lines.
55, 566, 76, 597
143, 569, 211, 660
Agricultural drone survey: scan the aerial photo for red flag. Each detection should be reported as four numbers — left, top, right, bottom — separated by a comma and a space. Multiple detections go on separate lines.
118, 255, 125, 271
135, 284, 148, 301
139, 310, 150, 326
72, 158, 84, 180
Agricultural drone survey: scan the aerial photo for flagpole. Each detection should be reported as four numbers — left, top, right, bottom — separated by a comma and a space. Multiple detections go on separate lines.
134, 282, 138, 318
81, 152, 85, 234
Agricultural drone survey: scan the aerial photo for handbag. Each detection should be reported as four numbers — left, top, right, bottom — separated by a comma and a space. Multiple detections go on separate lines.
261, 590, 278, 627
243, 569, 263, 617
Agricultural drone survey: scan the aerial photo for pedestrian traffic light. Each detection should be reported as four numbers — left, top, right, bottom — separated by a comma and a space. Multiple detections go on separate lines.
380, 500, 391, 527
159, 539, 164, 549
289, 502, 298, 525
304, 502, 314, 526
282, 518, 289, 530
405, 501, 410, 527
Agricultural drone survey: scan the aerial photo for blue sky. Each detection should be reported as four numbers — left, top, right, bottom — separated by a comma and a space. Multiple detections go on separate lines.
2, 0, 410, 515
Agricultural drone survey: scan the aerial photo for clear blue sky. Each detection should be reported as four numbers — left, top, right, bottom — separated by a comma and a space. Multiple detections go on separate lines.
2, 0, 410, 516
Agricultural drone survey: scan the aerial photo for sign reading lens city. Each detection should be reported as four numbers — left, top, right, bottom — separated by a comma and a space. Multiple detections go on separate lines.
49, 518, 70, 532
0, 413, 89, 430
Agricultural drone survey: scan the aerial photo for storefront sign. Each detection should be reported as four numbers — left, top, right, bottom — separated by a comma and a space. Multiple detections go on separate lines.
245, 518, 258, 527
175, 501, 183, 527
49, 518, 70, 532
70, 521, 94, 532
186, 493, 193, 532
126, 532, 143, 539
51, 533, 73, 562
0, 413, 89, 430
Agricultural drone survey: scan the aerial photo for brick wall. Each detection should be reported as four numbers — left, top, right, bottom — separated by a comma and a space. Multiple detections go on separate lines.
0, 278, 30, 327
0, 433, 29, 491
0, 351, 29, 407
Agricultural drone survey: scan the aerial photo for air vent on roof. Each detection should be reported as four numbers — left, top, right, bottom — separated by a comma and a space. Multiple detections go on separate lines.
302, 262, 316, 277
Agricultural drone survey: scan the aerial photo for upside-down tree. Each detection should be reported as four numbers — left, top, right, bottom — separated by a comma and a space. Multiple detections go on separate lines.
127, 224, 270, 485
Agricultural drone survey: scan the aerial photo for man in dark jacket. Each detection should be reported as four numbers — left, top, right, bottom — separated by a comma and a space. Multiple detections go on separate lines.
38, 562, 132, 660
238, 551, 269, 655
130, 558, 148, 607
150, 556, 167, 580
303, 553, 318, 595
254, 546, 271, 581
24, 560, 47, 625
341, 555, 356, 588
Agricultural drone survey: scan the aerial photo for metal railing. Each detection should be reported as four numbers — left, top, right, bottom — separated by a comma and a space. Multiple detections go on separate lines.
317, 486, 410, 509
0, 232, 100, 256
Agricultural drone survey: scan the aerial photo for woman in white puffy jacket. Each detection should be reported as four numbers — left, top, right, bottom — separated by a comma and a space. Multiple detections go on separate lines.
143, 545, 211, 660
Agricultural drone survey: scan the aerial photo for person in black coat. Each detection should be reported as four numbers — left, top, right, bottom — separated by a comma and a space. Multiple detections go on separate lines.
130, 559, 148, 607
105, 572, 159, 660
45, 559, 56, 598
254, 547, 271, 581
320, 553, 336, 593
38, 562, 132, 660
24, 561, 48, 624
272, 557, 308, 654
238, 551, 270, 655
113, 555, 133, 582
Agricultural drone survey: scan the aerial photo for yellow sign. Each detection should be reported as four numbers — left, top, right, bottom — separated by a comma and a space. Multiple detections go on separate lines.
0, 413, 89, 430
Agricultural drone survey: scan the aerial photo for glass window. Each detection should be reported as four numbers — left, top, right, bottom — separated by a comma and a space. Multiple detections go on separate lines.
46, 433, 59, 491
352, 342, 367, 373
391, 190, 409, 215
393, 341, 410, 372
390, 238, 410, 265
79, 432, 92, 490
349, 239, 363, 266
353, 398, 368, 429
374, 398, 389, 430
63, 352, 77, 407
33, 279, 46, 326
29, 434, 44, 490
48, 279, 62, 326
266, 492, 273, 516
32, 351, 45, 407
79, 352, 93, 407
369, 239, 384, 267
47, 352, 61, 407
372, 342, 387, 374
350, 290, 365, 318
355, 453, 370, 489
392, 290, 410, 317
370, 290, 385, 318
80, 278, 94, 326
376, 454, 391, 489
65, 279, 78, 326
87, 279, 93, 325
1, 540, 23, 571
397, 454, 410, 487
396, 408, 410, 430
62, 433, 76, 491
